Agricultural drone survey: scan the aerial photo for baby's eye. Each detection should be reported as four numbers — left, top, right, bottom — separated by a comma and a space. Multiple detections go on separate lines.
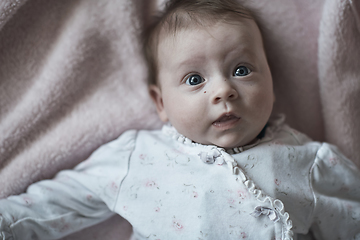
186, 74, 205, 86
234, 66, 251, 77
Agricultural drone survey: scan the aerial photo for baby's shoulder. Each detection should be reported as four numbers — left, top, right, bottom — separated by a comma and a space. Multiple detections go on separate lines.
88, 128, 160, 156
104, 129, 139, 151
107, 128, 165, 150
276, 124, 313, 145
269, 119, 358, 172
267, 115, 315, 147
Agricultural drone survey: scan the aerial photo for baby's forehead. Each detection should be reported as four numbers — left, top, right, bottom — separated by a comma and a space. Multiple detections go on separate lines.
156, 18, 258, 52
156, 20, 262, 72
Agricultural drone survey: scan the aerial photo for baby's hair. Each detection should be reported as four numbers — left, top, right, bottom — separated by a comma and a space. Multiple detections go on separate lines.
142, 0, 256, 86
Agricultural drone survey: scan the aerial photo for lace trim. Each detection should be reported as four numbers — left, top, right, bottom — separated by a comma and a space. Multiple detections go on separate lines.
162, 114, 285, 154
162, 124, 270, 154
162, 114, 293, 239
162, 125, 271, 155
230, 158, 294, 240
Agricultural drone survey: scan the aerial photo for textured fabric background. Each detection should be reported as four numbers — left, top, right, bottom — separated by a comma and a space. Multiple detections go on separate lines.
0, 0, 359, 239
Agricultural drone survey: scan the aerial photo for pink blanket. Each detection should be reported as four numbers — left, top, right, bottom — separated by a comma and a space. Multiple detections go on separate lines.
0, 0, 359, 239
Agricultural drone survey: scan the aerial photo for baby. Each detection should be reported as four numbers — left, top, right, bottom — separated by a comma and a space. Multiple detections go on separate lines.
1, 0, 360, 239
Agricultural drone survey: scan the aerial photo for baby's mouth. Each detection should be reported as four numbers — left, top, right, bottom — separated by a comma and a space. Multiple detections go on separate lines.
212, 113, 240, 128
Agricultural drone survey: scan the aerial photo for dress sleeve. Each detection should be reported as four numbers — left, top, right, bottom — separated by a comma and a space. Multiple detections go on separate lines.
0, 130, 137, 240
310, 143, 360, 240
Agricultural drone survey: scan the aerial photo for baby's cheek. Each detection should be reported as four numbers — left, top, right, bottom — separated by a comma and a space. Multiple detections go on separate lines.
171, 113, 203, 140
175, 103, 199, 122
253, 92, 273, 115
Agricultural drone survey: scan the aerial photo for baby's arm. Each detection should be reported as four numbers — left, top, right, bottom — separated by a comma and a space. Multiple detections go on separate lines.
0, 130, 136, 240
310, 143, 360, 240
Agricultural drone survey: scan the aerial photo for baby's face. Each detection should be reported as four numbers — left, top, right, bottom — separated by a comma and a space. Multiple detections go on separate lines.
150, 19, 274, 148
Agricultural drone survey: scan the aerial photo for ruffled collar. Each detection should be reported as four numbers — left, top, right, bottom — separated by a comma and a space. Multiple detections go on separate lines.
162, 114, 285, 155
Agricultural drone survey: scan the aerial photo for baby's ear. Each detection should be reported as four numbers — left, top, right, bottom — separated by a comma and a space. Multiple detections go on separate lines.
149, 85, 169, 122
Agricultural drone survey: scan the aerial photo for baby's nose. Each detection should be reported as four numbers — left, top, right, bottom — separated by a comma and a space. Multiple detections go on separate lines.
211, 80, 238, 104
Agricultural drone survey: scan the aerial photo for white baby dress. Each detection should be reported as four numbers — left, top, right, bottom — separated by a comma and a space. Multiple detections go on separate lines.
1, 116, 360, 240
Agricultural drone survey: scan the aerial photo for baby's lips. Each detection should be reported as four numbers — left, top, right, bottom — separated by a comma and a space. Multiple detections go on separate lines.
213, 113, 240, 124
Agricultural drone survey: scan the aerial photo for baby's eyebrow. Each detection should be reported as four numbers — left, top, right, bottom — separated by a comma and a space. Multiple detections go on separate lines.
228, 44, 253, 55
226, 47, 257, 61
177, 57, 206, 68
